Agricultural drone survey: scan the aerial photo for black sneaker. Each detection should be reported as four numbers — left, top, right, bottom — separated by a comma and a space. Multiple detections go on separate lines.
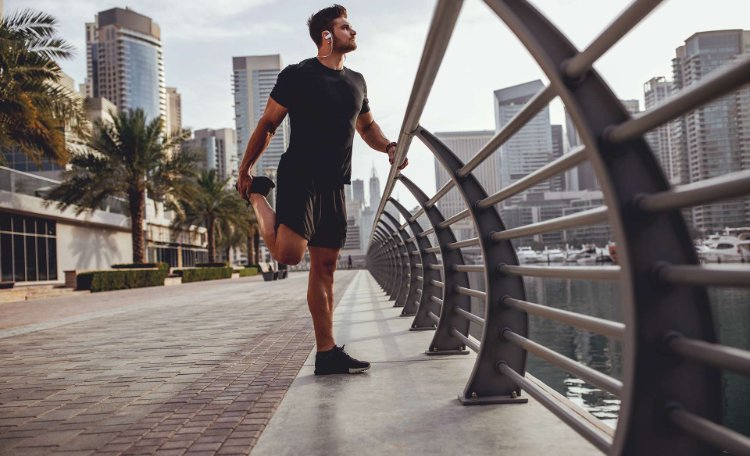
315, 345, 370, 375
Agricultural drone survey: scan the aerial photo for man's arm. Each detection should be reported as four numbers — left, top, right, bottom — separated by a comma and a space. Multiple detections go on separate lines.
236, 98, 288, 198
356, 111, 408, 170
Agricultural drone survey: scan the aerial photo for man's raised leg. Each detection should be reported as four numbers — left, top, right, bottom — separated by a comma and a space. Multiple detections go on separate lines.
249, 193, 307, 265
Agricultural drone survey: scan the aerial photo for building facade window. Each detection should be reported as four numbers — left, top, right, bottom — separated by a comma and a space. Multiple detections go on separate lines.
0, 212, 58, 283
147, 244, 207, 268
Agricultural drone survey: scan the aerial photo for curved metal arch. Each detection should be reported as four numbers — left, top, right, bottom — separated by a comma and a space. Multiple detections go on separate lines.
374, 223, 402, 299
482, 1, 719, 454
416, 126, 528, 405
388, 197, 442, 328
371, 226, 393, 292
381, 210, 417, 309
398, 174, 471, 355
369, 231, 389, 289
379, 214, 412, 308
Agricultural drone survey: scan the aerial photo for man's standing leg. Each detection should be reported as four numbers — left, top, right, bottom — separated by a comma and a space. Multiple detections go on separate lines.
307, 246, 338, 351
310, 246, 370, 375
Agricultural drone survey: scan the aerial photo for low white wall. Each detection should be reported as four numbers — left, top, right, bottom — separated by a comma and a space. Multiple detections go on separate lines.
56, 223, 133, 278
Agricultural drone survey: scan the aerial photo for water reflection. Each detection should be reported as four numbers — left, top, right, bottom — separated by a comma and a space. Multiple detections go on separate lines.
524, 277, 623, 428
468, 273, 749, 434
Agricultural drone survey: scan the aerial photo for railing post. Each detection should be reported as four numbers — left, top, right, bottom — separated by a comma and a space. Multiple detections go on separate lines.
381, 211, 415, 309
371, 230, 390, 291
388, 198, 442, 325
398, 175, 471, 355
374, 225, 399, 298
416, 126, 528, 405
377, 218, 409, 307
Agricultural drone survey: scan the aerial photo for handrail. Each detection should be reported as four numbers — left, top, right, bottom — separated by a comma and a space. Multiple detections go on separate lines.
370, 0, 464, 244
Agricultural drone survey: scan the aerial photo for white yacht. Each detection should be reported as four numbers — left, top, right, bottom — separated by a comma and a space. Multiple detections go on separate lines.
697, 229, 750, 263
540, 248, 566, 263
516, 246, 542, 264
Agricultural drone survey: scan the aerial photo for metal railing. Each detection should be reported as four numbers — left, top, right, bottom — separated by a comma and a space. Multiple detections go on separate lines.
365, 1, 750, 455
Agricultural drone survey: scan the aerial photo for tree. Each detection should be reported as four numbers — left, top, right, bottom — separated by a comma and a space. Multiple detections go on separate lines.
0, 9, 86, 166
45, 109, 194, 263
172, 169, 253, 263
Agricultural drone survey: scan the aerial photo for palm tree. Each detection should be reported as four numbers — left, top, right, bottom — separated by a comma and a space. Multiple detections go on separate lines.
172, 170, 254, 263
0, 9, 86, 166
45, 109, 194, 263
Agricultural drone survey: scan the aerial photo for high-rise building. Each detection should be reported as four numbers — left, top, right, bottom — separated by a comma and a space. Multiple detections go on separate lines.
352, 179, 365, 208
643, 77, 685, 184
433, 130, 497, 240
565, 99, 640, 191
550, 125, 564, 192
165, 87, 182, 135
85, 8, 166, 123
368, 165, 381, 210
672, 30, 750, 232
188, 129, 238, 184
494, 80, 553, 197
232, 55, 289, 177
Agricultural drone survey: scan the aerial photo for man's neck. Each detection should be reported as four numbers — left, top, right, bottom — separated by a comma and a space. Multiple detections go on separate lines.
316, 53, 345, 70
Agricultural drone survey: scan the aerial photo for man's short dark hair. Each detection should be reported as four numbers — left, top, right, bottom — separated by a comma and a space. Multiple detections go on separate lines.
307, 4, 348, 47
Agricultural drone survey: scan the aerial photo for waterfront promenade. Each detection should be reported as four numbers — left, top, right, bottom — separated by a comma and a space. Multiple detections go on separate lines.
0, 271, 601, 455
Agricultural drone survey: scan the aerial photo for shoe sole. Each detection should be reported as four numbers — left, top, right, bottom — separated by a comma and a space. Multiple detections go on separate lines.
314, 366, 370, 375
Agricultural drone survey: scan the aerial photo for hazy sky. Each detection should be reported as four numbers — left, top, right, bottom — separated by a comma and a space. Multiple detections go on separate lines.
8, 0, 750, 208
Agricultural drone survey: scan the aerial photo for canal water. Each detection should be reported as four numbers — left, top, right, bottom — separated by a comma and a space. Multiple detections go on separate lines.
468, 274, 749, 435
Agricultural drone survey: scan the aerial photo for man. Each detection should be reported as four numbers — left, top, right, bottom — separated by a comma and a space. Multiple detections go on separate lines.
236, 4, 407, 375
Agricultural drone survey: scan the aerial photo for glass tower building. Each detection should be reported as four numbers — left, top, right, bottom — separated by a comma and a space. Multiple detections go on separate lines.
671, 30, 750, 233
232, 55, 289, 178
86, 8, 166, 123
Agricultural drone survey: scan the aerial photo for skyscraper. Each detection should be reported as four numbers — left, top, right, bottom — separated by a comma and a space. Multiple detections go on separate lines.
434, 130, 498, 220
188, 129, 238, 185
494, 80, 553, 197
643, 77, 685, 184
232, 55, 289, 177
165, 87, 182, 135
85, 8, 166, 123
672, 30, 750, 232
550, 124, 564, 192
368, 165, 381, 210
352, 179, 365, 208
432, 130, 498, 240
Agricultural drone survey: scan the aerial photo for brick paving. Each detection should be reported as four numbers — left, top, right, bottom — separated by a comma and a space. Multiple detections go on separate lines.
0, 271, 357, 455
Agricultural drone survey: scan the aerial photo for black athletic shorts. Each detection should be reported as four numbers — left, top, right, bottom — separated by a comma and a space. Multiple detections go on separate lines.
274, 171, 348, 249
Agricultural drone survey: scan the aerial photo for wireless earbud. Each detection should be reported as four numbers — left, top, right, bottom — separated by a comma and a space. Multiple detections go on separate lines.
323, 31, 332, 41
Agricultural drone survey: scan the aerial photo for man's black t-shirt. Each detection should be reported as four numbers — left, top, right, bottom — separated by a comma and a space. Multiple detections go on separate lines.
270, 57, 370, 186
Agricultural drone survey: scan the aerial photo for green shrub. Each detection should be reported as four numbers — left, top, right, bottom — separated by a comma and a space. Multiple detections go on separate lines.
175, 267, 233, 283
195, 262, 229, 268
239, 267, 258, 277
76, 272, 95, 290
76, 269, 168, 292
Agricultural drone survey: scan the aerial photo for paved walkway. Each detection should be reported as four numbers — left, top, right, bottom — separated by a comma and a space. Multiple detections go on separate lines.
253, 271, 604, 456
0, 271, 356, 455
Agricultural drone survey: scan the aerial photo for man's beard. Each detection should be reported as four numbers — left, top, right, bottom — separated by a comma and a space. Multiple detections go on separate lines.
335, 40, 357, 53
